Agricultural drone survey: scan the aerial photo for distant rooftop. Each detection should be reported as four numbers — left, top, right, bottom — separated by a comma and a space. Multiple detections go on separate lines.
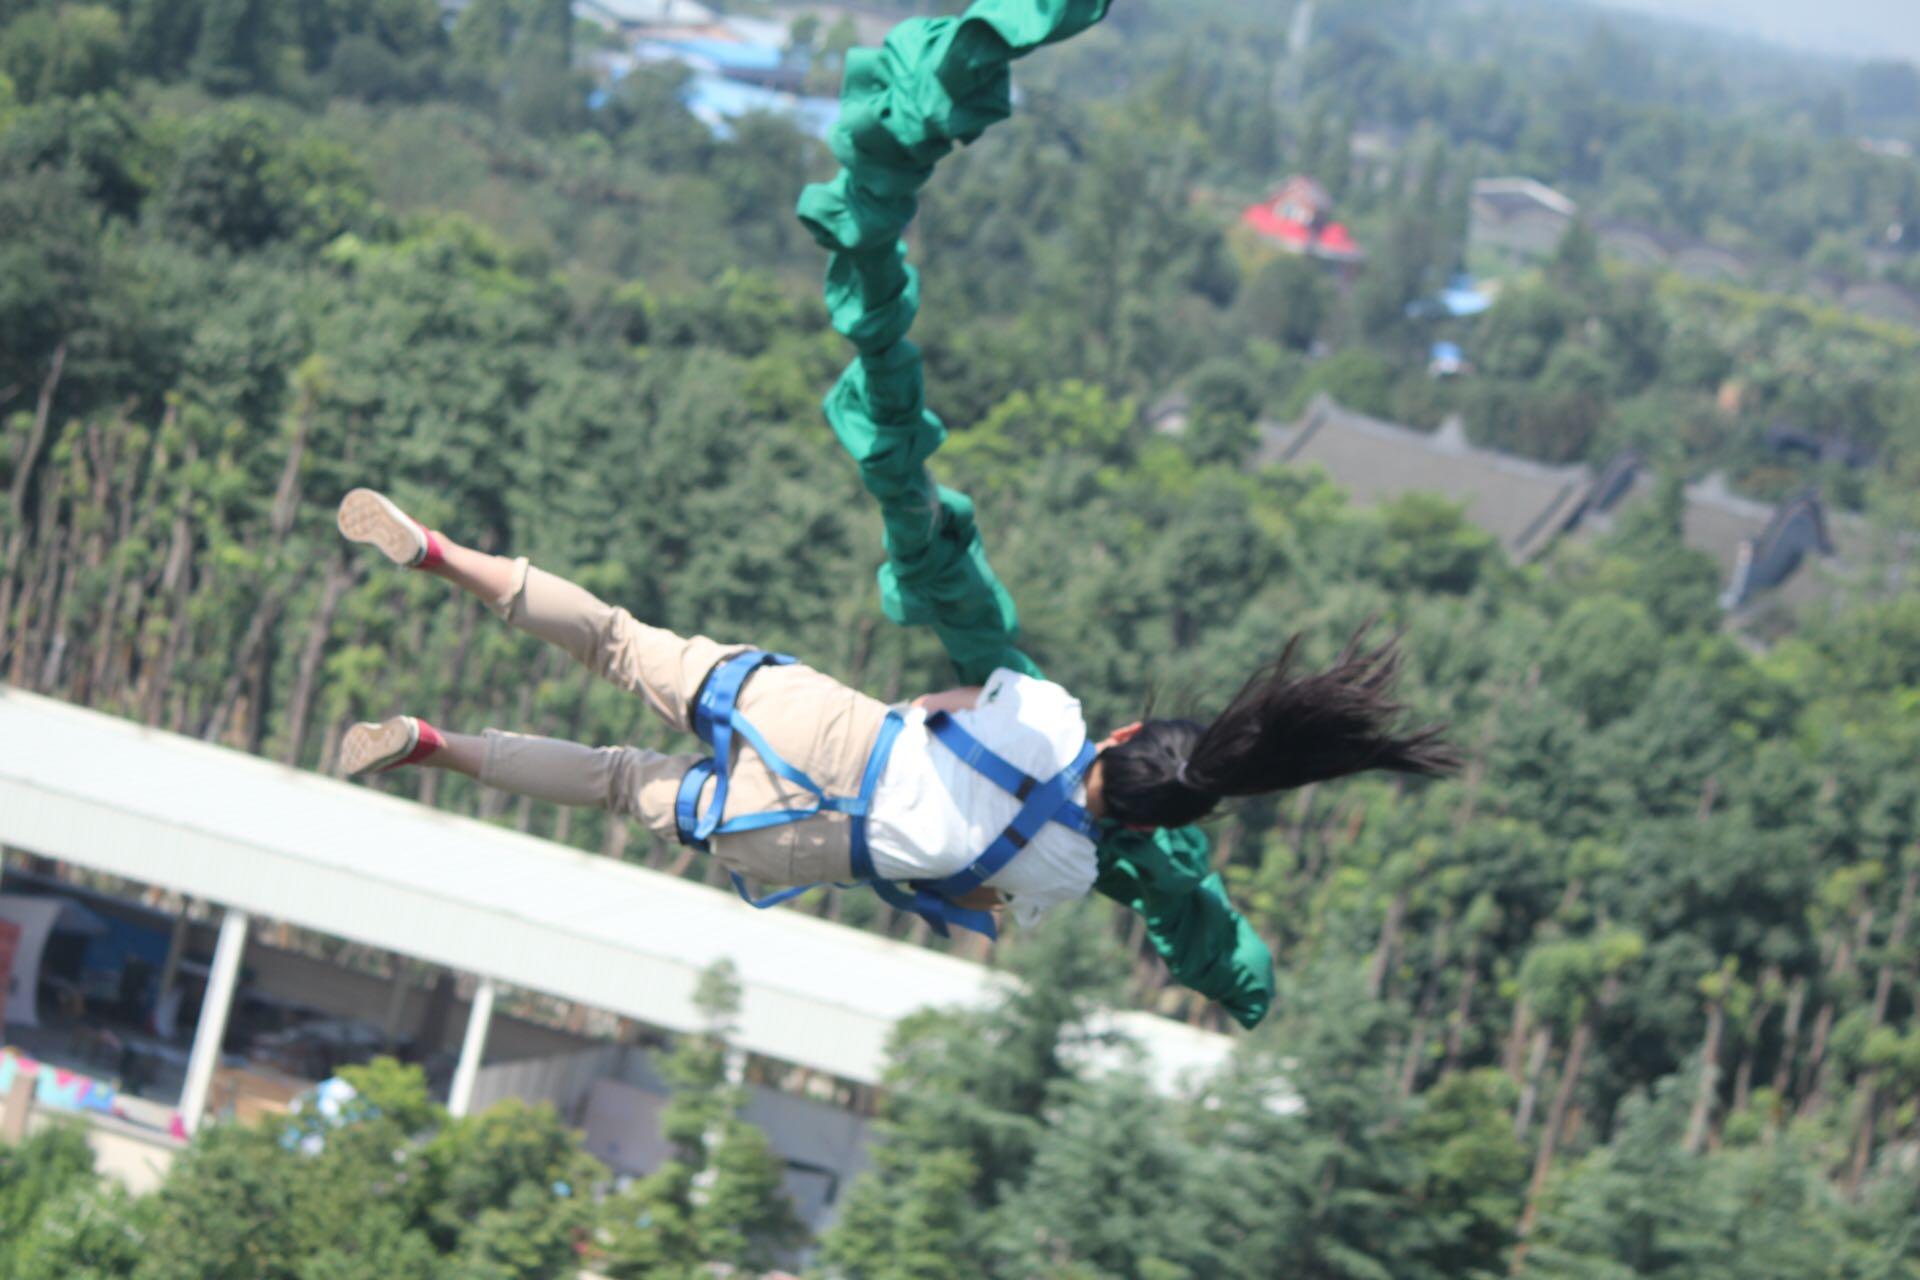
577, 0, 718, 25
1261, 396, 1589, 560
1471, 177, 1578, 220
1241, 176, 1365, 263
1261, 395, 1873, 614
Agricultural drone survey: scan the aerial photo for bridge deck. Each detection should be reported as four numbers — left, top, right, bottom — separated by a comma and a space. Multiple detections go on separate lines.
0, 687, 1233, 1089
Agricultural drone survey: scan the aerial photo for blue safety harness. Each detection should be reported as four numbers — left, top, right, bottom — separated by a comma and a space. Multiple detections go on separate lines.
673, 650, 1100, 939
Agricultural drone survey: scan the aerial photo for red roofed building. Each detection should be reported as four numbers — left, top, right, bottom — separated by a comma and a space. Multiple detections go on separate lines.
1241, 176, 1365, 264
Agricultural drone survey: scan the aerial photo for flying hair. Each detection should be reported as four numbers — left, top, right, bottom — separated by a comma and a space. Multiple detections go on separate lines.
1098, 626, 1462, 829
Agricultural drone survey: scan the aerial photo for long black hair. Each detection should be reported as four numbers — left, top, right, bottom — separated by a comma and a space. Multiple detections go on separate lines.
1098, 628, 1461, 829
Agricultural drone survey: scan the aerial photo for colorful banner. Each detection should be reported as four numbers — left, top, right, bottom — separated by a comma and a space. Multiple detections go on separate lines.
0, 1047, 118, 1115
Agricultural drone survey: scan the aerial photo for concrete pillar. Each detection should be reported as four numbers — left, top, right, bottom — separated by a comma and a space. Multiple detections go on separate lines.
446, 976, 496, 1118
178, 907, 249, 1136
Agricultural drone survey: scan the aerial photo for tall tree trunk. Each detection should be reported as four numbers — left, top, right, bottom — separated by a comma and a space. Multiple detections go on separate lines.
10, 465, 66, 686
1871, 865, 1917, 1028
241, 621, 277, 754
22, 521, 72, 689
41, 534, 81, 694
417, 601, 480, 806
280, 556, 353, 766
1848, 863, 1915, 1189
1400, 917, 1454, 1097
0, 345, 65, 660
150, 598, 197, 732
95, 412, 173, 709
268, 397, 312, 540
141, 444, 200, 726
1368, 888, 1407, 999
1800, 1000, 1838, 1115
203, 596, 284, 743
1848, 1082, 1879, 1193
1731, 1041, 1758, 1121
1732, 968, 1778, 1118
63, 417, 118, 703
1685, 994, 1725, 1154
1443, 936, 1482, 1076
90, 412, 151, 702
1802, 910, 1873, 1117
1514, 1026, 1552, 1139
198, 397, 316, 748
1290, 784, 1320, 866
173, 628, 206, 735
1772, 975, 1808, 1104
1504, 997, 1534, 1081
1519, 976, 1619, 1240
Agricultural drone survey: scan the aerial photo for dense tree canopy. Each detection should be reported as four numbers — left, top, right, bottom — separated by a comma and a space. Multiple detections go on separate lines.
0, 0, 1918, 1275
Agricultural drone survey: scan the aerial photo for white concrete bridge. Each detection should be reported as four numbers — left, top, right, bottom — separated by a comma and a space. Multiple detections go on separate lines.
0, 686, 1237, 1135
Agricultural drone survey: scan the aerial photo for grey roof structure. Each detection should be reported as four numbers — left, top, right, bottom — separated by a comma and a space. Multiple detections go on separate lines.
1260, 396, 1593, 560
1469, 178, 1578, 262
1575, 467, 1842, 611
1262, 397, 1868, 615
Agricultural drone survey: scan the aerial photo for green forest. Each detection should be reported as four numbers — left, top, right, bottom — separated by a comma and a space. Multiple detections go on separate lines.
2, 0, 1920, 1275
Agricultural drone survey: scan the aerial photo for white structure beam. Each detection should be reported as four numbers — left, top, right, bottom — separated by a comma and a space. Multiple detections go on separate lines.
178, 907, 249, 1135
0, 687, 1238, 1093
447, 977, 496, 1118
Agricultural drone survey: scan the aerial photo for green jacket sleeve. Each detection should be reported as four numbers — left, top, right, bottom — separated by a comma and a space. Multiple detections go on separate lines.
796, 0, 1275, 1028
1094, 827, 1276, 1029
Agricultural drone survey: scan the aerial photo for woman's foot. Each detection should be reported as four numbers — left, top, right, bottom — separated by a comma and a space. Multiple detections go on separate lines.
341, 716, 445, 774
337, 489, 443, 569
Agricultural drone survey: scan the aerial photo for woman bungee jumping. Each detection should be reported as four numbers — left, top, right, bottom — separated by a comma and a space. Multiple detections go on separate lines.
335, 487, 1459, 936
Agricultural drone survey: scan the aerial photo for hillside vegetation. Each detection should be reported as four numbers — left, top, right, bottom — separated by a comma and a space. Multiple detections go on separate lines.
2, 0, 1920, 1275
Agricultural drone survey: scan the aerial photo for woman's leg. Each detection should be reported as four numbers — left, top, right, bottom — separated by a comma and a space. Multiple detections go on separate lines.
336, 488, 742, 734
422, 731, 486, 779
424, 538, 519, 610
339, 715, 695, 842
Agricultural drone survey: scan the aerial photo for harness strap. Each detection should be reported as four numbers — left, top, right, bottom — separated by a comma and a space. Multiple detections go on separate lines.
869, 879, 995, 940
927, 738, 1099, 902
676, 649, 912, 913
686, 651, 797, 846
847, 710, 906, 882
924, 712, 1097, 837
675, 652, 1097, 941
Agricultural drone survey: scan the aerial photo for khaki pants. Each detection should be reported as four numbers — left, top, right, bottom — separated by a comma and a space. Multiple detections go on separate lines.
477, 560, 890, 887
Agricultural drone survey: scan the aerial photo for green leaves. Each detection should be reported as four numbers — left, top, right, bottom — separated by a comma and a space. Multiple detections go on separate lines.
0, 4, 124, 105
157, 107, 377, 252
596, 961, 804, 1277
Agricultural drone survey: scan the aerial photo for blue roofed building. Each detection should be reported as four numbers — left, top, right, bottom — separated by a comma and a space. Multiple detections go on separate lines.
680, 72, 838, 139
580, 3, 839, 140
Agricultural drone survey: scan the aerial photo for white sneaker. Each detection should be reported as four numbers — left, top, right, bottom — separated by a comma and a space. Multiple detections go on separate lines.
340, 716, 423, 775
337, 489, 430, 567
